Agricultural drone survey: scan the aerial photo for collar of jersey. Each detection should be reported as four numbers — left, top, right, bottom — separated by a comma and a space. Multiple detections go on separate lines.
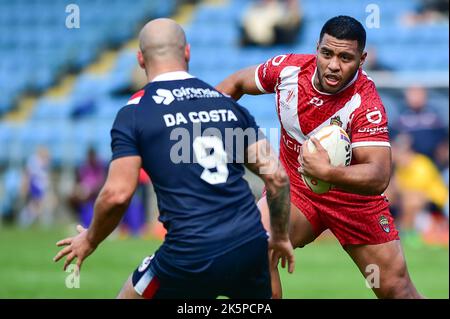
311, 68, 359, 96
151, 71, 195, 82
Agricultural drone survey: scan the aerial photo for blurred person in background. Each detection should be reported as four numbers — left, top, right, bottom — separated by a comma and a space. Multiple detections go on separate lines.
363, 46, 393, 72
119, 169, 149, 238
19, 146, 54, 227
434, 138, 449, 172
390, 134, 448, 247
442, 166, 449, 219
402, 0, 449, 25
0, 166, 24, 225
434, 139, 449, 220
69, 147, 106, 228
239, 0, 302, 47
391, 85, 447, 161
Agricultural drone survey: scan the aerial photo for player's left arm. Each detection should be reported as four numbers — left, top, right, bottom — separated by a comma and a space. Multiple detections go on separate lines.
300, 141, 391, 195
53, 156, 141, 271
300, 86, 392, 196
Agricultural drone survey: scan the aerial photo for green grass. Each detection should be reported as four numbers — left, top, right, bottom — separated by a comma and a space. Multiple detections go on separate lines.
0, 227, 447, 298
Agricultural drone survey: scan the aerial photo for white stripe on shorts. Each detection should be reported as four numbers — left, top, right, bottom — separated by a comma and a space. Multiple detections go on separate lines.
135, 268, 155, 296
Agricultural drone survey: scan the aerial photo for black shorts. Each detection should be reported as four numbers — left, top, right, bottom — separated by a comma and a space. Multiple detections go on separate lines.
131, 235, 271, 299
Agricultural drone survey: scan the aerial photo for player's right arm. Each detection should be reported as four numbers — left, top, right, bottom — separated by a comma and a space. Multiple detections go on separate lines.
216, 65, 262, 100
245, 138, 295, 274
217, 54, 294, 101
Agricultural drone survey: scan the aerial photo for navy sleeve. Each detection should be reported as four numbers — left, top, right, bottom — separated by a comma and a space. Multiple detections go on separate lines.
110, 105, 140, 160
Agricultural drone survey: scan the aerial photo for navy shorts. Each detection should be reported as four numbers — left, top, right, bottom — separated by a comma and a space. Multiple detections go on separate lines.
131, 235, 271, 299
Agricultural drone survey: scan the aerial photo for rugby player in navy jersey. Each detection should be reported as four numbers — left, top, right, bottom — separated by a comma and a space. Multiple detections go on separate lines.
54, 18, 294, 299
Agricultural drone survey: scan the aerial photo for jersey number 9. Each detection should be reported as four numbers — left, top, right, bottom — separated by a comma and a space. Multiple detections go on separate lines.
193, 136, 229, 185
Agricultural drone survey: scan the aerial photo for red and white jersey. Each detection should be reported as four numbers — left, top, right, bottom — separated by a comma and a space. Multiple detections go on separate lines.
255, 54, 391, 197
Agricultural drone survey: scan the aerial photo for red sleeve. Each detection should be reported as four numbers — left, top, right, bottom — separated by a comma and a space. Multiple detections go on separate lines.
349, 82, 391, 148
255, 54, 293, 93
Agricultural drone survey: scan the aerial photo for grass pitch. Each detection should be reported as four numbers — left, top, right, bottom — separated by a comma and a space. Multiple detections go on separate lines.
0, 226, 447, 298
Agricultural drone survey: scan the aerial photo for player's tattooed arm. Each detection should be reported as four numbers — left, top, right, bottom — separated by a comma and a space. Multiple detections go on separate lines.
245, 139, 290, 237
245, 139, 295, 274
265, 170, 291, 237
216, 65, 262, 101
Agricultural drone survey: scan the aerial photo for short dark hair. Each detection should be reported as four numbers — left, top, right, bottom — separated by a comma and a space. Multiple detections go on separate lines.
319, 16, 366, 52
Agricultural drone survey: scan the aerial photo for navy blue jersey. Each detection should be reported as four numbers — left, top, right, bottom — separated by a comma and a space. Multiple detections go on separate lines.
111, 72, 267, 268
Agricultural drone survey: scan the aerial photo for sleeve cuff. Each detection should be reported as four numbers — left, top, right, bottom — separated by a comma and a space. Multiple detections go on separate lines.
351, 141, 391, 148
255, 64, 269, 94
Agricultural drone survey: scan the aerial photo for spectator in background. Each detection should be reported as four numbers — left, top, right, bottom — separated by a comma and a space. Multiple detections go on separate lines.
19, 146, 53, 227
402, 0, 449, 25
363, 46, 393, 72
0, 166, 24, 224
119, 169, 149, 237
434, 138, 449, 172
390, 134, 448, 246
435, 139, 449, 220
442, 166, 449, 219
240, 0, 302, 47
391, 85, 447, 160
112, 65, 147, 97
69, 147, 106, 228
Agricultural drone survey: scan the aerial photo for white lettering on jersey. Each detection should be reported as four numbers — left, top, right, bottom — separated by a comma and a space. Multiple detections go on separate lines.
165, 110, 238, 127
272, 55, 288, 66
358, 126, 388, 135
276, 66, 305, 142
309, 97, 324, 107
164, 114, 176, 127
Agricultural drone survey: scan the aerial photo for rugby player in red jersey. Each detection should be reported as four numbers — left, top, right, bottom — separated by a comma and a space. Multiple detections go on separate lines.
217, 15, 422, 299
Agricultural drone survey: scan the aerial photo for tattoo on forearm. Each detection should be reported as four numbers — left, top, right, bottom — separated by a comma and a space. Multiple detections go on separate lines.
266, 177, 290, 236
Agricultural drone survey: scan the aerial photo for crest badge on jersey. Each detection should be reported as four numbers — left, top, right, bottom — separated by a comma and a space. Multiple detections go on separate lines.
378, 215, 390, 233
330, 116, 343, 127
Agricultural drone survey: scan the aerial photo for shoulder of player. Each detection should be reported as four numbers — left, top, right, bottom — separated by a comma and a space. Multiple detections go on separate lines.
275, 53, 314, 67
123, 86, 163, 109
113, 90, 145, 118
259, 53, 313, 69
126, 89, 146, 106
289, 53, 315, 64
355, 70, 383, 102
356, 70, 378, 91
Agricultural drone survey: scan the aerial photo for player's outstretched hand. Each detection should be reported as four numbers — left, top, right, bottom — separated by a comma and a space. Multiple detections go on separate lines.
53, 225, 97, 272
269, 237, 295, 274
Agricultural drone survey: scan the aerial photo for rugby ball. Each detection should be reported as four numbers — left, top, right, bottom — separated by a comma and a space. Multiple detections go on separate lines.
301, 125, 352, 194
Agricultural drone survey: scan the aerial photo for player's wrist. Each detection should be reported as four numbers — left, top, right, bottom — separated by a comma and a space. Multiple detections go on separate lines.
316, 164, 334, 183
270, 231, 290, 241
85, 230, 100, 249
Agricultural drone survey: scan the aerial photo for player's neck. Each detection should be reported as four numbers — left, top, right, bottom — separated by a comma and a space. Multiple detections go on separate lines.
146, 63, 188, 82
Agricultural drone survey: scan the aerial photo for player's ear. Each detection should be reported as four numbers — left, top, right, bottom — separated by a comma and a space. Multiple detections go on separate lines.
185, 44, 191, 63
137, 50, 146, 70
359, 51, 367, 68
